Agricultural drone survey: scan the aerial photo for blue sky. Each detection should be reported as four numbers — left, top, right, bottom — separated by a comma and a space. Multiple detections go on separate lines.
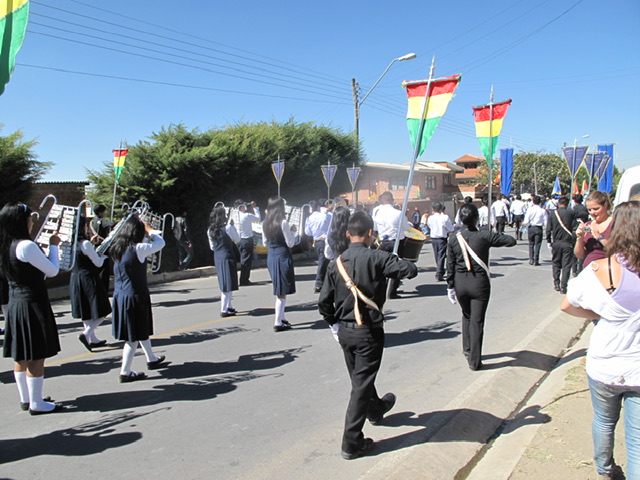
2, 0, 639, 182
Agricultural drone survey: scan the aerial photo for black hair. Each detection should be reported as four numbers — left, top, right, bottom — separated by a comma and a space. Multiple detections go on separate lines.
574, 193, 584, 204
308, 200, 319, 212
109, 216, 146, 262
378, 191, 394, 205
432, 202, 443, 213
464, 196, 473, 203
558, 196, 570, 207
481, 197, 488, 206
533, 195, 542, 205
93, 204, 107, 215
208, 205, 227, 235
0, 203, 33, 277
347, 211, 373, 237
263, 196, 286, 241
328, 206, 350, 256
459, 203, 479, 227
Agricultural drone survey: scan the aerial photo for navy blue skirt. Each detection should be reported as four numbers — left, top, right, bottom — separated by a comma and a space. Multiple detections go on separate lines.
267, 245, 295, 296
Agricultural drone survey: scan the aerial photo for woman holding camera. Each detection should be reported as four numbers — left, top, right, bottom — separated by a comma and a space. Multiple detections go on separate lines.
575, 190, 613, 270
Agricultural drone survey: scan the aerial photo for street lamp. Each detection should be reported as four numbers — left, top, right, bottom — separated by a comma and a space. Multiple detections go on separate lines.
352, 53, 417, 145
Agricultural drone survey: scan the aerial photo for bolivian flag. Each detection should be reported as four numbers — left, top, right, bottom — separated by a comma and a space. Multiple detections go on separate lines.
1, 0, 29, 95
403, 74, 461, 158
473, 99, 512, 167
113, 148, 129, 182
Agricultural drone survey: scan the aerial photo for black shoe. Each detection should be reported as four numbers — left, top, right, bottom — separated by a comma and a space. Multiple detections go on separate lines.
529, 260, 534, 265
389, 293, 401, 299
119, 371, 147, 383
220, 311, 236, 317
281, 319, 291, 327
226, 307, 237, 314
239, 281, 254, 286
534, 262, 541, 266
341, 438, 375, 460
368, 393, 396, 425
147, 355, 166, 370
561, 287, 567, 294
554, 283, 561, 291
90, 340, 108, 349
273, 323, 292, 332
469, 362, 483, 371
314, 287, 322, 293
29, 402, 64, 415
78, 333, 92, 352
20, 396, 53, 411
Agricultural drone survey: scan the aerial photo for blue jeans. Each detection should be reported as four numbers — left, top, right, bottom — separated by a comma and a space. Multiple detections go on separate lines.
588, 376, 640, 478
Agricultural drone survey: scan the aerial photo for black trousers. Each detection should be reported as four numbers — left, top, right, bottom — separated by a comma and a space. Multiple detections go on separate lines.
238, 237, 254, 284
378, 239, 405, 295
528, 226, 543, 264
431, 238, 448, 279
455, 271, 491, 370
495, 216, 507, 234
314, 239, 329, 289
513, 214, 525, 239
551, 240, 574, 289
338, 325, 386, 453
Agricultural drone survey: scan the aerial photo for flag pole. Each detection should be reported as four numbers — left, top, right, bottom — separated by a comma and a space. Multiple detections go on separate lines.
392, 55, 436, 256
110, 141, 122, 220
487, 86, 494, 232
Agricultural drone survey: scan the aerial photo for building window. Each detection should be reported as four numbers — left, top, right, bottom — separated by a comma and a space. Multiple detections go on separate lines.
389, 176, 405, 191
425, 175, 436, 190
443, 174, 452, 186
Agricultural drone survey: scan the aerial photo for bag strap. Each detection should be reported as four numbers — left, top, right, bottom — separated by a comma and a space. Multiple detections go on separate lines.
554, 210, 572, 236
456, 232, 490, 275
335, 255, 380, 326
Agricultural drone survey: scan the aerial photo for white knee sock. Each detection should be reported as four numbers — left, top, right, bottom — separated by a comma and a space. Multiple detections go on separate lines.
139, 339, 159, 363
227, 291, 234, 311
221, 291, 230, 312
14, 371, 29, 404
89, 317, 105, 343
274, 297, 286, 326
27, 376, 55, 412
121, 341, 137, 375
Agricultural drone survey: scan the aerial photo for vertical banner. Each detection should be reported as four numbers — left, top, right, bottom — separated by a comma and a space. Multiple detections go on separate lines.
472, 99, 512, 168
562, 145, 589, 177
346, 166, 361, 190
113, 148, 129, 182
597, 144, 614, 194
0, 0, 29, 95
271, 160, 285, 184
552, 175, 562, 196
499, 148, 513, 196
321, 165, 338, 188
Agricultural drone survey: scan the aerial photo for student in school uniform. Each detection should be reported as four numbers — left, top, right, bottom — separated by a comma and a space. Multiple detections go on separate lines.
319, 211, 417, 460
110, 216, 167, 383
207, 205, 240, 317
0, 202, 64, 414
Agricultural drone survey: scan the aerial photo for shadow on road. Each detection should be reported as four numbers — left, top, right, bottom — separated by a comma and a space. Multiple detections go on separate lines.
0, 409, 156, 464
482, 347, 586, 371
385, 321, 460, 348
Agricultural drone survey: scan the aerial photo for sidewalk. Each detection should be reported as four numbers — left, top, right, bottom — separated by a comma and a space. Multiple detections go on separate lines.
468, 321, 629, 480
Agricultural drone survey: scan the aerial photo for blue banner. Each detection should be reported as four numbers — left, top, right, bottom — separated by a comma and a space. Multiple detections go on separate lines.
271, 160, 285, 184
597, 144, 614, 194
321, 165, 338, 188
562, 145, 589, 177
552, 175, 561, 196
346, 167, 361, 190
499, 148, 513, 196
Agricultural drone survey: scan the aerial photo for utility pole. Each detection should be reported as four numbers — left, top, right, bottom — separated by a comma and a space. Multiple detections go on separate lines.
352, 78, 360, 148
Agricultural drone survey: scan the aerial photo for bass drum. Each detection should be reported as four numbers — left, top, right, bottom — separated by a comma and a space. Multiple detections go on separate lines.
403, 227, 427, 262
251, 223, 269, 255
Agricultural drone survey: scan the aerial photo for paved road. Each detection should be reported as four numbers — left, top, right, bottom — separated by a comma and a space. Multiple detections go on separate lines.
0, 235, 586, 479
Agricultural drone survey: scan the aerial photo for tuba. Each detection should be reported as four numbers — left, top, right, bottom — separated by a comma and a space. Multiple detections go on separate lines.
34, 195, 93, 271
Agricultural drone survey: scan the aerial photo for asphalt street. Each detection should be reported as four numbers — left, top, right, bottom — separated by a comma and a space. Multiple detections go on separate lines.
0, 236, 586, 480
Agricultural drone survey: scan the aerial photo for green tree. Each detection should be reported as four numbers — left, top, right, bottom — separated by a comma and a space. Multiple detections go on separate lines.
87, 119, 359, 268
0, 127, 52, 206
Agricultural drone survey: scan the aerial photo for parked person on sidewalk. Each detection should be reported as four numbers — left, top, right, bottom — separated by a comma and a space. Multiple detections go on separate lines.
523, 195, 547, 266
561, 200, 640, 480
510, 194, 527, 240
173, 209, 194, 271
546, 196, 578, 294
208, 205, 239, 317
234, 203, 260, 286
0, 203, 64, 414
324, 206, 351, 260
318, 211, 418, 460
304, 200, 331, 293
575, 190, 613, 271
427, 202, 454, 282
110, 216, 167, 383
262, 196, 297, 332
446, 203, 516, 371
72, 216, 111, 352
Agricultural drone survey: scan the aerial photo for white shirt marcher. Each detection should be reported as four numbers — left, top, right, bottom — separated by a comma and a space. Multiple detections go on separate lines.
372, 204, 411, 240
427, 212, 454, 239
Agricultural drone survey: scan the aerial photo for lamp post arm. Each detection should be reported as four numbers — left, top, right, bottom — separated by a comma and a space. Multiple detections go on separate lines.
358, 59, 397, 107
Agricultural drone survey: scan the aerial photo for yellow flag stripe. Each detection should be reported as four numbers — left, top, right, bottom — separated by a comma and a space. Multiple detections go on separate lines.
407, 93, 454, 120
1, 0, 28, 18
474, 118, 505, 138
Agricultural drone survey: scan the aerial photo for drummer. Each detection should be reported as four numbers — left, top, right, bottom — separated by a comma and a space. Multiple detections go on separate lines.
372, 191, 412, 299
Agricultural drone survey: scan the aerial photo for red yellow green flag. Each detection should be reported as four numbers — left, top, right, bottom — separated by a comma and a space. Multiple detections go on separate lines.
0, 0, 29, 95
403, 74, 461, 158
472, 99, 512, 167
113, 148, 128, 182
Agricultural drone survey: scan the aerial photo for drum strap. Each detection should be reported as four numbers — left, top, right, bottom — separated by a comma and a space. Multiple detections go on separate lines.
336, 255, 380, 326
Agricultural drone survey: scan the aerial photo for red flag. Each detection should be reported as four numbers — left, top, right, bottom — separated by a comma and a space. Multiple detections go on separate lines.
581, 180, 588, 194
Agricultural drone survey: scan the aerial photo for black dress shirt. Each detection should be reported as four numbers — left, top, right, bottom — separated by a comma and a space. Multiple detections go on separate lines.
318, 242, 417, 325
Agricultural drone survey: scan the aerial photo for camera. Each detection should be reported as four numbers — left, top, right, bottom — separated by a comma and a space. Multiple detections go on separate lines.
583, 225, 591, 233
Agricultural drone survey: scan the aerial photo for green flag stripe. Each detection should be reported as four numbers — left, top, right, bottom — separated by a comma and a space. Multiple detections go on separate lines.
407, 117, 442, 158
477, 136, 499, 167
0, 1, 29, 95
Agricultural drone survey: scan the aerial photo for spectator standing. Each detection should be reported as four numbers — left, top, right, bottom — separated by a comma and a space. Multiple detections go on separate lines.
173, 210, 194, 271
546, 196, 577, 294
